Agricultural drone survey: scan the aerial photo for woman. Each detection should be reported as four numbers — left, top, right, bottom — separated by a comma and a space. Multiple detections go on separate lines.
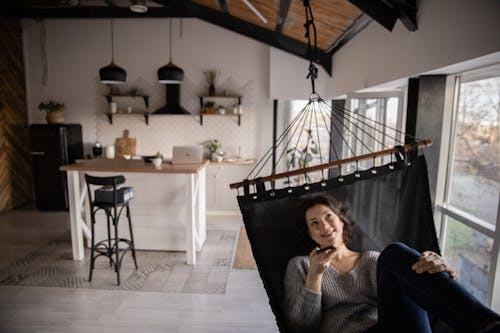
284, 194, 500, 333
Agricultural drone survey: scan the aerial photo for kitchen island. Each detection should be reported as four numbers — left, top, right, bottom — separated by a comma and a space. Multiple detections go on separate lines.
60, 158, 207, 264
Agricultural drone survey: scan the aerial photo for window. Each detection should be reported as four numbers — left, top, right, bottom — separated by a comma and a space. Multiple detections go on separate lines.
344, 93, 404, 172
281, 94, 404, 185
281, 100, 332, 185
436, 65, 500, 308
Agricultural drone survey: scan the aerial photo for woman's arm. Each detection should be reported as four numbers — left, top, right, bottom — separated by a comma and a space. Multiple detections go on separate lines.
305, 247, 336, 292
284, 256, 323, 333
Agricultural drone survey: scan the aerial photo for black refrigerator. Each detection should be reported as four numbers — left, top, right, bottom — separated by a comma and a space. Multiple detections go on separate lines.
30, 124, 83, 211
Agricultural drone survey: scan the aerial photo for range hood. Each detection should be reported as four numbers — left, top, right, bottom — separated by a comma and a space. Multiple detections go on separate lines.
153, 84, 190, 115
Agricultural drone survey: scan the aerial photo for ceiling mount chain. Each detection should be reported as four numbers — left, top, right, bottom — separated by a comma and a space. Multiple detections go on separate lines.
302, 0, 319, 94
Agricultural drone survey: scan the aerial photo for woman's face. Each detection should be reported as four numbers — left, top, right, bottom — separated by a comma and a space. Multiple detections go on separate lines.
305, 203, 344, 248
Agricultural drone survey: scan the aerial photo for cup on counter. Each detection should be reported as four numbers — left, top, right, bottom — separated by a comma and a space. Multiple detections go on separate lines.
152, 158, 162, 170
105, 145, 115, 159
110, 102, 117, 114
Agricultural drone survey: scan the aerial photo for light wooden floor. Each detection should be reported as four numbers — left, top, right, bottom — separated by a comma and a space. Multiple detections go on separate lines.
0, 206, 279, 333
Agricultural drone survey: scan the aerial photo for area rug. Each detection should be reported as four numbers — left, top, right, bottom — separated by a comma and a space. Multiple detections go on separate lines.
0, 229, 237, 294
233, 226, 257, 269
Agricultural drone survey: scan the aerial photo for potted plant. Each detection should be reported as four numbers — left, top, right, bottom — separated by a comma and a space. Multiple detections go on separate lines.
203, 70, 218, 96
285, 129, 319, 185
204, 101, 216, 114
207, 139, 221, 161
152, 151, 163, 170
38, 100, 65, 124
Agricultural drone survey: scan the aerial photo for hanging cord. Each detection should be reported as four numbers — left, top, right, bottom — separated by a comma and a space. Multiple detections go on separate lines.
303, 0, 319, 94
38, 19, 48, 87
331, 102, 421, 143
169, 11, 173, 61
246, 101, 310, 180
110, 17, 115, 62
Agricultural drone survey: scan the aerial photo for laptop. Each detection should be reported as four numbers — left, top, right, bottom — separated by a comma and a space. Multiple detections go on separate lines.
172, 145, 204, 165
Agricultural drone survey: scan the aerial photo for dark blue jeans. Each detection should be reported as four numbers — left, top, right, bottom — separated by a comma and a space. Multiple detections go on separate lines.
376, 242, 500, 333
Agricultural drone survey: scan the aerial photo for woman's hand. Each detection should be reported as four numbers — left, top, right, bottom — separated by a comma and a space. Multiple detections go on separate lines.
309, 247, 336, 275
305, 247, 336, 293
411, 251, 457, 279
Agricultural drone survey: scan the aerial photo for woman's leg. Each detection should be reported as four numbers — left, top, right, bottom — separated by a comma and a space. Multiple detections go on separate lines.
377, 242, 500, 333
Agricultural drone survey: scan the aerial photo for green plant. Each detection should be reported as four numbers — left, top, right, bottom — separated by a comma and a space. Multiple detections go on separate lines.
203, 70, 218, 85
207, 139, 221, 153
38, 100, 64, 112
204, 101, 215, 108
154, 151, 163, 159
285, 129, 319, 185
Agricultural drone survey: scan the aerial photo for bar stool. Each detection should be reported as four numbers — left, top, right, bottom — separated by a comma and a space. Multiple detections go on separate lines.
85, 174, 138, 285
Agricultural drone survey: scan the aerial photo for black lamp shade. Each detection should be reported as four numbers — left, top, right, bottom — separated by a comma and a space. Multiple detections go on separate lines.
99, 62, 127, 84
158, 61, 184, 84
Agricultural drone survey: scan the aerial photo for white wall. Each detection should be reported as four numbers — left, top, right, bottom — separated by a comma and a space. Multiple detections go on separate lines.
21, 1, 500, 165
329, 0, 500, 96
22, 18, 272, 159
269, 47, 329, 99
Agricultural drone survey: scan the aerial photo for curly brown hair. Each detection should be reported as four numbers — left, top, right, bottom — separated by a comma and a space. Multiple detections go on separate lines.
298, 193, 355, 247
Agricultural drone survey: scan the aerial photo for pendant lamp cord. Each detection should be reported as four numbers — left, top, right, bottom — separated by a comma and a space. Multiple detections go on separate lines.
302, 0, 318, 94
169, 14, 173, 61
110, 17, 115, 63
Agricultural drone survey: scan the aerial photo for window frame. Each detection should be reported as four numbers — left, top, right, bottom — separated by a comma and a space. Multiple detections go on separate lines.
434, 64, 500, 310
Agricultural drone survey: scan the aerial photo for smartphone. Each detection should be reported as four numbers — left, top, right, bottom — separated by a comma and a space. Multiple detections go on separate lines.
316, 245, 335, 254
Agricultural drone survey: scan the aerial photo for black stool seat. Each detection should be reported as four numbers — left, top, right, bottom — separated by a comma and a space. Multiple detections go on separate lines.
85, 174, 138, 285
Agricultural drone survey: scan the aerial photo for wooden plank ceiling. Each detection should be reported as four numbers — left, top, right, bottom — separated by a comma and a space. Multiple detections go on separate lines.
1, 0, 418, 74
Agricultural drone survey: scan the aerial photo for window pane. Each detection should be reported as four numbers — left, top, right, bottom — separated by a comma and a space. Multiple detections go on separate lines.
443, 216, 492, 303
449, 76, 500, 225
285, 100, 331, 185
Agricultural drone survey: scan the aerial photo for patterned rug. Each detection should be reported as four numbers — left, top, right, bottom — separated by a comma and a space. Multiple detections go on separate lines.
0, 229, 237, 294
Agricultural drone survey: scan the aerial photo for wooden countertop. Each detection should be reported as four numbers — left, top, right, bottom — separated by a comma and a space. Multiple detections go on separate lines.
60, 158, 209, 174
208, 159, 256, 166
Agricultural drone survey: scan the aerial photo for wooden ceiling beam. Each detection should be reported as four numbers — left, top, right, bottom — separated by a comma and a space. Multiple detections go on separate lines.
275, 0, 291, 33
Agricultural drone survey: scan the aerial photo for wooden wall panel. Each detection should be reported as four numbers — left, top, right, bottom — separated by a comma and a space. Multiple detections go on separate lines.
0, 18, 32, 212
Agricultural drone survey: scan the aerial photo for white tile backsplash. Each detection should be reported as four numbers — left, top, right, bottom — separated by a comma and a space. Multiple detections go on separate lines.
96, 79, 256, 160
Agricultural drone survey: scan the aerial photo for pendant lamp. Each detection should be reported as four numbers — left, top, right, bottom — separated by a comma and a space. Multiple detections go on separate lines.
158, 15, 184, 84
99, 18, 127, 84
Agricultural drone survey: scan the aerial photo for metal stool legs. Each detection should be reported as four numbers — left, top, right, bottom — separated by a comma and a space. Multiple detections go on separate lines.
127, 205, 138, 270
88, 204, 138, 286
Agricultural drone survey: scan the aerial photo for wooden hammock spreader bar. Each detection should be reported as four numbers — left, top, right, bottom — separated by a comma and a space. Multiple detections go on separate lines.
229, 139, 432, 190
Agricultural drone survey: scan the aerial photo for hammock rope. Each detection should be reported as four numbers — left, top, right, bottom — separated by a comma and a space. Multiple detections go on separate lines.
230, 0, 431, 192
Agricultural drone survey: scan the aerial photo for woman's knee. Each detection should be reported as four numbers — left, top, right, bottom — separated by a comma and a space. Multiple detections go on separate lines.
378, 242, 421, 270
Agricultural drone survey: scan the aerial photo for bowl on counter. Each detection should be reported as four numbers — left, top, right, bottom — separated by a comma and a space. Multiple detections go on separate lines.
142, 155, 156, 163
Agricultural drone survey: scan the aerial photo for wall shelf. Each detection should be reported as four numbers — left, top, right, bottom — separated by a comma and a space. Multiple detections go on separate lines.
198, 95, 242, 126
104, 92, 150, 125
199, 113, 241, 126
106, 94, 149, 108
105, 111, 150, 125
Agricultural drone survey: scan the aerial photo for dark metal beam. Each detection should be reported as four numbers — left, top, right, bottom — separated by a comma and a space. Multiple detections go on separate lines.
348, 0, 398, 31
326, 14, 371, 56
217, 0, 228, 14
275, 0, 291, 33
0, 6, 192, 18
0, 0, 333, 74
390, 0, 418, 32
165, 0, 331, 75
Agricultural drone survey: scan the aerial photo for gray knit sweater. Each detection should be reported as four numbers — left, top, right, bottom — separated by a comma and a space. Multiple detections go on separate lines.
284, 251, 380, 333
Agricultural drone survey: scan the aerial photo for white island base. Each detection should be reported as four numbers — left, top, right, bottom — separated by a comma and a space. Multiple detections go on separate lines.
61, 159, 207, 264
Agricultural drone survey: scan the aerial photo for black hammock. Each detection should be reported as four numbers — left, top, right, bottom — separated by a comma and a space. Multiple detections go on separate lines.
229, 1, 449, 331
235, 151, 448, 333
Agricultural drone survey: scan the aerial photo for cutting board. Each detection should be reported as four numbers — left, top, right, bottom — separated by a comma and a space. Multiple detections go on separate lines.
115, 129, 137, 157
